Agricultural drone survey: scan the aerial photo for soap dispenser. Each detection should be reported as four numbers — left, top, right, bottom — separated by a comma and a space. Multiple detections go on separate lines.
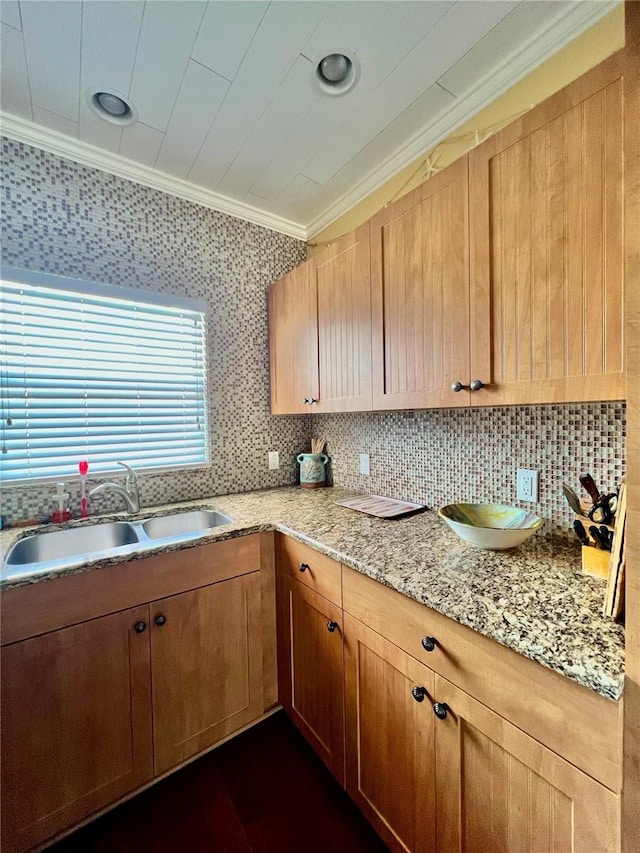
51, 482, 72, 523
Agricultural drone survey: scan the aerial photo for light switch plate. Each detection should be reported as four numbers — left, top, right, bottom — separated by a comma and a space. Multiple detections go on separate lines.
359, 453, 370, 476
268, 451, 279, 470
516, 468, 538, 502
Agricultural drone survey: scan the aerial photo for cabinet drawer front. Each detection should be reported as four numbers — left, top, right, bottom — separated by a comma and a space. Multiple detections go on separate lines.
343, 565, 621, 792
276, 534, 342, 606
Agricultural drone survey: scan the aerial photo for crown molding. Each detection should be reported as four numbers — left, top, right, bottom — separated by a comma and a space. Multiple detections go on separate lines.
305, 0, 620, 238
0, 113, 307, 241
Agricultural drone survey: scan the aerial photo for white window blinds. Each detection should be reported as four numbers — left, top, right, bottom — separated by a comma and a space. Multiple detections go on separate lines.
1, 268, 208, 483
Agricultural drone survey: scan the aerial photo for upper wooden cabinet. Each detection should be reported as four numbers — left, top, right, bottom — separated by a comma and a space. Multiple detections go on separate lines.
370, 156, 471, 409
469, 54, 625, 405
268, 225, 371, 414
268, 260, 318, 414
268, 54, 627, 413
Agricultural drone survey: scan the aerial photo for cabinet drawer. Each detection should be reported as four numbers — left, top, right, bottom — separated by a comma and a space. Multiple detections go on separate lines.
276, 534, 342, 606
343, 565, 622, 793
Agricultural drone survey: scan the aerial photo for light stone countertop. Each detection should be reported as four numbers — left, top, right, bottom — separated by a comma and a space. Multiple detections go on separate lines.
0, 486, 625, 701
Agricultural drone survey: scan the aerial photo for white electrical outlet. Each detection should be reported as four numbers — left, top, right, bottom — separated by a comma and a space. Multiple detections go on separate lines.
516, 468, 538, 502
359, 453, 370, 476
268, 451, 279, 470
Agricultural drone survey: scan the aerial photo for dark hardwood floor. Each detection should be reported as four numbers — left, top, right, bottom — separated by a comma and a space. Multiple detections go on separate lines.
47, 711, 389, 853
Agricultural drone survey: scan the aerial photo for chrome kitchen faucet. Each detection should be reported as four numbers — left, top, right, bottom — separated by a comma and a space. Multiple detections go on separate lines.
89, 462, 140, 514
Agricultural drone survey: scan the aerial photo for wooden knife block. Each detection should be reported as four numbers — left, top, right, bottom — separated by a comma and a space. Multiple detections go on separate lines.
581, 545, 611, 580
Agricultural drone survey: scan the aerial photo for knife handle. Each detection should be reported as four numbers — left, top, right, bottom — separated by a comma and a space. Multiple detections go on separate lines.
589, 525, 610, 550
573, 519, 589, 546
580, 473, 601, 505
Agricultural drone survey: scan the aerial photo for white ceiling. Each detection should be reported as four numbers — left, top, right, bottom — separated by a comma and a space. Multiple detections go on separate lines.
0, 0, 618, 238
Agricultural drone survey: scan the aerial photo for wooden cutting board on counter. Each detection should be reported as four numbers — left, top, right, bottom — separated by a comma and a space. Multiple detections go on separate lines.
335, 494, 426, 519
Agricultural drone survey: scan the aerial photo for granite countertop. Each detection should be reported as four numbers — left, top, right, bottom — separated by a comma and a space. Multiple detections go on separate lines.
0, 486, 625, 701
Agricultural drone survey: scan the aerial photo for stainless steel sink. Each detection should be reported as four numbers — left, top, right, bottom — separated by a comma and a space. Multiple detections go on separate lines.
5, 522, 140, 566
141, 510, 232, 539
2, 507, 234, 581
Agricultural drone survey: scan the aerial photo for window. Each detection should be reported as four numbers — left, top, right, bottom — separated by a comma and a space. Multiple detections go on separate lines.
1, 267, 208, 483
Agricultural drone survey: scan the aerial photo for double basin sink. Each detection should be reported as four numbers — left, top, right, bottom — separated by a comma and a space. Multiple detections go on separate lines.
2, 509, 233, 581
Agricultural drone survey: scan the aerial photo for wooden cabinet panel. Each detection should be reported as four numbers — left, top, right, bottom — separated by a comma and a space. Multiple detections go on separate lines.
314, 224, 372, 412
276, 532, 342, 605
371, 157, 470, 410
268, 260, 318, 414
278, 576, 345, 784
0, 607, 153, 853
342, 564, 622, 793
344, 614, 436, 853
269, 226, 372, 414
151, 572, 264, 775
434, 675, 620, 853
469, 56, 625, 405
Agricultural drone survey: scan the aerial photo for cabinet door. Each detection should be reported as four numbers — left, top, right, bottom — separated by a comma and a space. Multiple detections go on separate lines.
314, 223, 372, 412
370, 157, 470, 410
344, 614, 437, 853
278, 575, 345, 784
151, 572, 264, 775
268, 260, 318, 414
469, 57, 625, 405
433, 674, 620, 853
0, 607, 153, 853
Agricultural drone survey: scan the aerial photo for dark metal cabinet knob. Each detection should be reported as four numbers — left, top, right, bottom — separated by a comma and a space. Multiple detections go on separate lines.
433, 702, 449, 720
451, 381, 466, 393
298, 562, 309, 573
154, 614, 167, 627
308, 397, 318, 404
326, 621, 339, 633
421, 636, 437, 652
470, 379, 483, 392
412, 686, 427, 702
302, 397, 310, 404
134, 621, 147, 634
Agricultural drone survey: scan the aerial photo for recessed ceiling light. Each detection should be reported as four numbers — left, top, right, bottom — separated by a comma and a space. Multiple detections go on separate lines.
85, 87, 138, 126
314, 50, 360, 96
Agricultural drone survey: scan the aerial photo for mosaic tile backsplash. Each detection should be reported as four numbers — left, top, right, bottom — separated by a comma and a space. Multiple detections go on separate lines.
1, 138, 309, 523
312, 404, 626, 538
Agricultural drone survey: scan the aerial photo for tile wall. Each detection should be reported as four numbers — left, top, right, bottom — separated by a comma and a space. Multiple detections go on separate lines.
312, 403, 626, 538
0, 138, 309, 523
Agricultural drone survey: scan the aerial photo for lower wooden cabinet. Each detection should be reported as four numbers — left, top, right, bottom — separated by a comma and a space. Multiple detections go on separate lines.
151, 572, 264, 775
0, 606, 154, 853
344, 614, 436, 853
278, 574, 345, 784
0, 534, 272, 853
434, 675, 620, 853
343, 613, 620, 853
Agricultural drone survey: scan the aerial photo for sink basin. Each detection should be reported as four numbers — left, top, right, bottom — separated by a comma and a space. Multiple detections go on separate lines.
5, 522, 139, 566
2, 508, 234, 582
141, 510, 232, 540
